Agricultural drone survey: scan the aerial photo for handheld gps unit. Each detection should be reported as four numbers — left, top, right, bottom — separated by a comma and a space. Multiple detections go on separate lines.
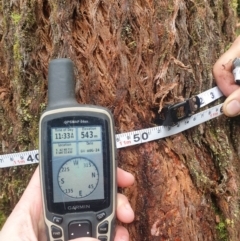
39, 58, 116, 241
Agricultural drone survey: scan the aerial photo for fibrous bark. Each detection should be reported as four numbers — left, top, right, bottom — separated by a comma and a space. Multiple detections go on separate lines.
0, 0, 240, 240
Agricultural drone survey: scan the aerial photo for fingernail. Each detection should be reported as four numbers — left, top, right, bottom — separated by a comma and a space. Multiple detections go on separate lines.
120, 235, 128, 241
225, 100, 240, 116
125, 203, 132, 210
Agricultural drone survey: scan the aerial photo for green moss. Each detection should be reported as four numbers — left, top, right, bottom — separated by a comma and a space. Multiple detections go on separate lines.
8, 126, 13, 135
40, 103, 47, 112
11, 13, 21, 25
0, 211, 6, 229
13, 39, 22, 61
213, 200, 230, 241
216, 220, 229, 241
216, 222, 228, 240
231, 0, 238, 12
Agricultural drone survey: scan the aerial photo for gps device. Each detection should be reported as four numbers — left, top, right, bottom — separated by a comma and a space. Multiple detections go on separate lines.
39, 59, 116, 241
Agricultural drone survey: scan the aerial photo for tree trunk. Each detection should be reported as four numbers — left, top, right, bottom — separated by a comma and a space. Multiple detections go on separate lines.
0, 0, 239, 240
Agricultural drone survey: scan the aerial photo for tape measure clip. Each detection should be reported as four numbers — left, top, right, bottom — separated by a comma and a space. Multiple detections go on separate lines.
157, 96, 201, 126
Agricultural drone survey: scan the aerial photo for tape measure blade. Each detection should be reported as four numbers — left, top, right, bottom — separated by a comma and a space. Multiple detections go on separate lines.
0, 150, 39, 168
167, 103, 223, 135
141, 126, 164, 144
198, 87, 223, 108
115, 104, 223, 149
116, 131, 139, 149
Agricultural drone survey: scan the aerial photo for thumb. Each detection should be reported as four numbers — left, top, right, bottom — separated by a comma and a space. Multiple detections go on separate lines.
223, 88, 240, 117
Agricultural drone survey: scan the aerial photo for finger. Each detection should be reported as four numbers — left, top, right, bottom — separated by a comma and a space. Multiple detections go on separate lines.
223, 88, 240, 117
13, 165, 42, 218
213, 36, 240, 96
18, 166, 46, 239
22, 166, 41, 199
117, 168, 135, 188
116, 193, 134, 223
114, 225, 129, 241
19, 166, 43, 217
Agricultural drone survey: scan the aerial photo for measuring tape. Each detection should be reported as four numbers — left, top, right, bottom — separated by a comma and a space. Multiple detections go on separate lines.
0, 86, 224, 168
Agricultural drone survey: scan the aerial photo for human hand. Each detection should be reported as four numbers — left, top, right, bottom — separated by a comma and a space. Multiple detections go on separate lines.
0, 166, 135, 241
213, 36, 240, 117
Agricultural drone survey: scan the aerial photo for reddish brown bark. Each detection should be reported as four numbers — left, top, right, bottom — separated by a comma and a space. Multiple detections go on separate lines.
0, 0, 240, 240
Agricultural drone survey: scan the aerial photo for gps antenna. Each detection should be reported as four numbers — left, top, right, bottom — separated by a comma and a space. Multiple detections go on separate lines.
47, 58, 79, 110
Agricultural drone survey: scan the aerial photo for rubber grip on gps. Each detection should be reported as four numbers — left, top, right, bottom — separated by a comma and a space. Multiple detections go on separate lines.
47, 58, 78, 110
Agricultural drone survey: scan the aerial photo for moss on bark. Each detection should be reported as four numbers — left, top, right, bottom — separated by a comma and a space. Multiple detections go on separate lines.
0, 0, 240, 240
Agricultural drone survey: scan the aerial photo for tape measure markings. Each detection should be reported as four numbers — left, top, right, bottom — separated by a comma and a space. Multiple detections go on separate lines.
0, 87, 224, 168
0, 150, 39, 168
116, 103, 223, 148
197, 86, 223, 107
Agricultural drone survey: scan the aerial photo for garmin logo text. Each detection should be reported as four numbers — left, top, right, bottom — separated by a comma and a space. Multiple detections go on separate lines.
67, 205, 91, 210
64, 120, 80, 125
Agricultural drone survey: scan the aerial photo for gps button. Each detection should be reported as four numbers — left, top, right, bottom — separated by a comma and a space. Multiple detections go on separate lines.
53, 216, 63, 224
98, 221, 108, 234
68, 221, 92, 239
98, 236, 107, 241
51, 225, 62, 238
96, 212, 106, 221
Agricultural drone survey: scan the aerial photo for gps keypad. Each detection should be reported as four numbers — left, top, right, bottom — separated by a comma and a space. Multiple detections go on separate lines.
68, 221, 91, 239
